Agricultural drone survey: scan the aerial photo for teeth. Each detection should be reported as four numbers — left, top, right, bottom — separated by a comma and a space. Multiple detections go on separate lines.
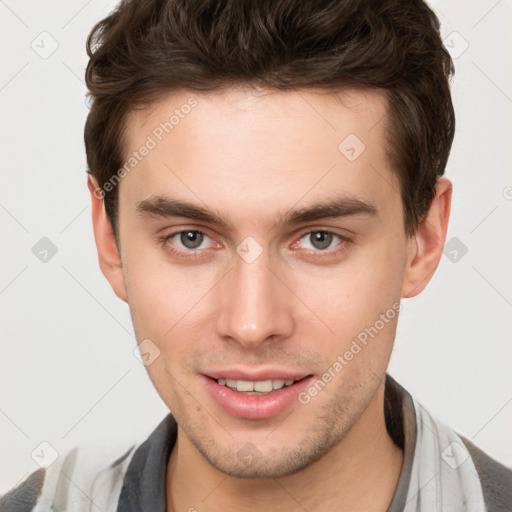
254, 380, 273, 392
217, 378, 297, 392
272, 379, 285, 390
236, 380, 254, 392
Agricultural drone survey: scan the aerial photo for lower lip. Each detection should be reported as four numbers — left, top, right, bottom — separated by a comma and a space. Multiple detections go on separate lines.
202, 375, 314, 420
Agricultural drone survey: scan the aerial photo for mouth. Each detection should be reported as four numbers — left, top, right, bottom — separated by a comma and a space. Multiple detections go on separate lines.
214, 377, 306, 395
202, 373, 314, 419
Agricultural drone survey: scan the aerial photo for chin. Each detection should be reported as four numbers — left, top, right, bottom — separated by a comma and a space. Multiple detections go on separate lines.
188, 423, 344, 479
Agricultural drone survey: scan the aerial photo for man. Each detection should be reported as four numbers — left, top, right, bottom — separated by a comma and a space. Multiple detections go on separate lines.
2, 0, 511, 511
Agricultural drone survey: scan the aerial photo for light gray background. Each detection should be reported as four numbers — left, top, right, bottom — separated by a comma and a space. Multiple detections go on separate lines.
1, 0, 511, 493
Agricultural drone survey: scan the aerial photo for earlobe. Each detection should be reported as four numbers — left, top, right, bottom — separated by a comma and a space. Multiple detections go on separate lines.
87, 175, 128, 303
401, 177, 452, 298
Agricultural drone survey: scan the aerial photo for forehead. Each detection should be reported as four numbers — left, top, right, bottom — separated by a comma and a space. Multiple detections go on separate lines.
127, 85, 388, 152
120, 86, 400, 230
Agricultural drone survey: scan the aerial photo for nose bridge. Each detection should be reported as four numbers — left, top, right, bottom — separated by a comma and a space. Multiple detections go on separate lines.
215, 247, 293, 346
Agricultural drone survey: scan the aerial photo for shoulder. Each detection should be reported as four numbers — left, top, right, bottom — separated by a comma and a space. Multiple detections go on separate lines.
0, 444, 137, 512
459, 435, 512, 512
0, 469, 45, 512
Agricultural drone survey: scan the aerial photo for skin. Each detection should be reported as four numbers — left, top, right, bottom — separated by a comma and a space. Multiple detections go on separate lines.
88, 86, 452, 511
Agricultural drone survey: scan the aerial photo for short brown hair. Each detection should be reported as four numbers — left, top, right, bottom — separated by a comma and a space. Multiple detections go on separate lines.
84, 0, 455, 237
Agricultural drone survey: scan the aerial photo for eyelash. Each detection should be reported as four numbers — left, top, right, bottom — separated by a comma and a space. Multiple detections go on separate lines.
157, 229, 351, 260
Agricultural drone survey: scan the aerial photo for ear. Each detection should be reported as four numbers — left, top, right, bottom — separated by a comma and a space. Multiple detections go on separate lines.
401, 177, 452, 298
87, 175, 128, 302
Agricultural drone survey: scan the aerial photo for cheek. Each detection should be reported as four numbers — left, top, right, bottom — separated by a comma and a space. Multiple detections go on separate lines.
295, 243, 404, 336
123, 246, 221, 344
124, 261, 216, 401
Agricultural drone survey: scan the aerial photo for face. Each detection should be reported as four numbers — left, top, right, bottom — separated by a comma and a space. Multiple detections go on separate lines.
107, 86, 417, 478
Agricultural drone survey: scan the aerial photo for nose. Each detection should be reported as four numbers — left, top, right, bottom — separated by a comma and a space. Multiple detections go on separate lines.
215, 249, 295, 348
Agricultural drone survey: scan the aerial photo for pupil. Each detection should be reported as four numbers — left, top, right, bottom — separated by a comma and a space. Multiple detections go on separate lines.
181, 231, 203, 249
311, 231, 332, 250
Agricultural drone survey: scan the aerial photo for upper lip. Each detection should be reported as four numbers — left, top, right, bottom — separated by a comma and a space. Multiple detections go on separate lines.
203, 368, 312, 382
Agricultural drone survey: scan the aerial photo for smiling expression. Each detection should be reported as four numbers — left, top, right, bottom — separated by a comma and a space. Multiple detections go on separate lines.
102, 85, 418, 478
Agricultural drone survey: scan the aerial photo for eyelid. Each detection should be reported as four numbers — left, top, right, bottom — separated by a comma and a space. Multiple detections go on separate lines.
291, 228, 351, 251
302, 227, 349, 237
157, 223, 216, 238
173, 229, 213, 243
158, 227, 352, 259
295, 226, 352, 242
157, 228, 220, 258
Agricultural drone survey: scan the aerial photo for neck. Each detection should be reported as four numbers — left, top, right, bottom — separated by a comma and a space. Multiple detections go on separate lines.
167, 383, 403, 512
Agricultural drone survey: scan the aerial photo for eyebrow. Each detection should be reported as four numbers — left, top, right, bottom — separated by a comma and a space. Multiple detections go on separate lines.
274, 196, 378, 227
136, 195, 378, 228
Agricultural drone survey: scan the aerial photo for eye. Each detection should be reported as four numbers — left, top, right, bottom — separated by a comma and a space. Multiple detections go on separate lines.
298, 231, 343, 251
168, 230, 213, 251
